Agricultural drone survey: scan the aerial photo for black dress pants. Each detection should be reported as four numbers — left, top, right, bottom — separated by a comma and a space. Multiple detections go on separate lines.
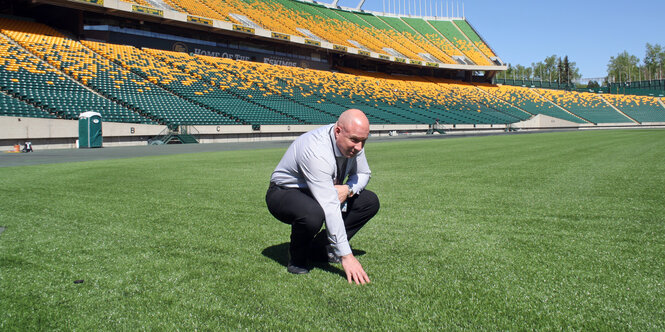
266, 183, 379, 266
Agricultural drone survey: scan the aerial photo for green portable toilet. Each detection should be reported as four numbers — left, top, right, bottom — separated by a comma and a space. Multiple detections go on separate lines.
78, 111, 103, 148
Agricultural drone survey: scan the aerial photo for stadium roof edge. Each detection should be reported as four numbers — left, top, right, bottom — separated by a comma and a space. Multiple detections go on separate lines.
306, 0, 465, 20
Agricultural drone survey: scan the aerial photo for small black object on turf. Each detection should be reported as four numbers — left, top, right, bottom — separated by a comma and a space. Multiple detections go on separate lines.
74, 280, 84, 284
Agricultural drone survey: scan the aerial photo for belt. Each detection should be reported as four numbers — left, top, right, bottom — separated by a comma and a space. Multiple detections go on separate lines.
269, 182, 289, 189
269, 182, 306, 191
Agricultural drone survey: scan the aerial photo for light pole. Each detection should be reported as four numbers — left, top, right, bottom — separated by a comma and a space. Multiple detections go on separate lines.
619, 71, 628, 82
620, 71, 628, 94
628, 66, 631, 82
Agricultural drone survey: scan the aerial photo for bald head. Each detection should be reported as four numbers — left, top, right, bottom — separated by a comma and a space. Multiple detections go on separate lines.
334, 109, 369, 158
337, 109, 369, 133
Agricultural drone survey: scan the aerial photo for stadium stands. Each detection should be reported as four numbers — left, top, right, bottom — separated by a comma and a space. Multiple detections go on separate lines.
453, 20, 496, 59
347, 13, 431, 60
0, 20, 149, 123
427, 20, 492, 65
399, 17, 459, 63
479, 85, 586, 123
438, 81, 530, 121
535, 88, 632, 123
124, 0, 498, 65
144, 48, 337, 124
602, 94, 665, 123
332, 68, 526, 124
167, 0, 234, 23
1, 13, 664, 131
279, 0, 396, 55
0, 90, 55, 119
81, 41, 253, 125
0, 36, 56, 119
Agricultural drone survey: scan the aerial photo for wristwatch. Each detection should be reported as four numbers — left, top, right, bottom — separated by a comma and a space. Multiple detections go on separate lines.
347, 185, 354, 197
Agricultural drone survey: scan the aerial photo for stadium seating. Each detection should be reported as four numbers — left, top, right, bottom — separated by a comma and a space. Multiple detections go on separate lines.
437, 80, 531, 121
343, 13, 427, 60
2, 17, 664, 129
278, 0, 395, 54
427, 20, 491, 66
398, 17, 459, 63
167, 0, 234, 22
333, 67, 524, 124
264, 65, 413, 124
374, 16, 453, 63
420, 80, 517, 124
453, 20, 496, 60
81, 41, 250, 125
144, 48, 338, 124
535, 89, 632, 123
602, 94, 665, 123
1, 16, 236, 126
478, 85, 586, 123
134, 0, 498, 65
0, 20, 151, 123
0, 37, 55, 118
0, 91, 55, 118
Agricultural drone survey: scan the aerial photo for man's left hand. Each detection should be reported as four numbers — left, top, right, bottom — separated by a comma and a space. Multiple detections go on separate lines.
335, 185, 350, 203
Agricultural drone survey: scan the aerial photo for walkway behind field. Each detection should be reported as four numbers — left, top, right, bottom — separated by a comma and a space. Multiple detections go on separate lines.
0, 129, 581, 168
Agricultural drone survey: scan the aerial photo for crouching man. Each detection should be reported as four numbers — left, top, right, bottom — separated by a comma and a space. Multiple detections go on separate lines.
266, 109, 379, 284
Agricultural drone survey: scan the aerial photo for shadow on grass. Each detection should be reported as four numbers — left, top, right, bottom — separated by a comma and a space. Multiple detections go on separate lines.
261, 242, 290, 267
261, 242, 366, 279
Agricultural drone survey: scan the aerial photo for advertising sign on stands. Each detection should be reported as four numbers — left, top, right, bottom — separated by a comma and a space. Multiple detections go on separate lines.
103, 31, 330, 70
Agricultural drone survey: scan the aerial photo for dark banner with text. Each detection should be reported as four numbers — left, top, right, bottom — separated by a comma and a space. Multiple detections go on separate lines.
105, 32, 330, 70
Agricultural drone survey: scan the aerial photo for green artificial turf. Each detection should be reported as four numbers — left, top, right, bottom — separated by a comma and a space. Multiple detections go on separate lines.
1, 130, 664, 330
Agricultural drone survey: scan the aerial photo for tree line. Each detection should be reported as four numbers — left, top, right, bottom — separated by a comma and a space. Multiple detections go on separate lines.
497, 43, 665, 87
499, 55, 581, 84
606, 43, 665, 83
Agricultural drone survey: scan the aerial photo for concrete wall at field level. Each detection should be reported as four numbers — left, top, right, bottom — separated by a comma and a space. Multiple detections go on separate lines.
1, 116, 436, 149
0, 116, 166, 150
3, 116, 664, 150
1, 116, 165, 139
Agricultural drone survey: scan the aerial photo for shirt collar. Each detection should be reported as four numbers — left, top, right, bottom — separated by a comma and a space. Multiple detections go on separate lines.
329, 124, 343, 158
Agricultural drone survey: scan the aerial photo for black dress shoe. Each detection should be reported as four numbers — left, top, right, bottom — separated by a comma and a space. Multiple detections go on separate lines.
287, 262, 309, 274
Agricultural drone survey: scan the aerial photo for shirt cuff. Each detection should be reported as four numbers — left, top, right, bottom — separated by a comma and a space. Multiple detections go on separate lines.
332, 241, 352, 257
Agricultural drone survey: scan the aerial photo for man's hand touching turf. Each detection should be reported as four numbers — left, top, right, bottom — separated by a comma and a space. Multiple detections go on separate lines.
341, 254, 370, 285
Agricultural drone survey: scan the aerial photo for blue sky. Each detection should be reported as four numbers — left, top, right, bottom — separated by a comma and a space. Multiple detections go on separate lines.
331, 0, 665, 79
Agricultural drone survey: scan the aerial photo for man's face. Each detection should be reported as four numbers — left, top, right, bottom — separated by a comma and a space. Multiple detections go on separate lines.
335, 123, 368, 158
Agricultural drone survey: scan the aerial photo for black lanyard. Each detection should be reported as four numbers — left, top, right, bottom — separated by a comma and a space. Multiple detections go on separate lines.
330, 126, 348, 184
